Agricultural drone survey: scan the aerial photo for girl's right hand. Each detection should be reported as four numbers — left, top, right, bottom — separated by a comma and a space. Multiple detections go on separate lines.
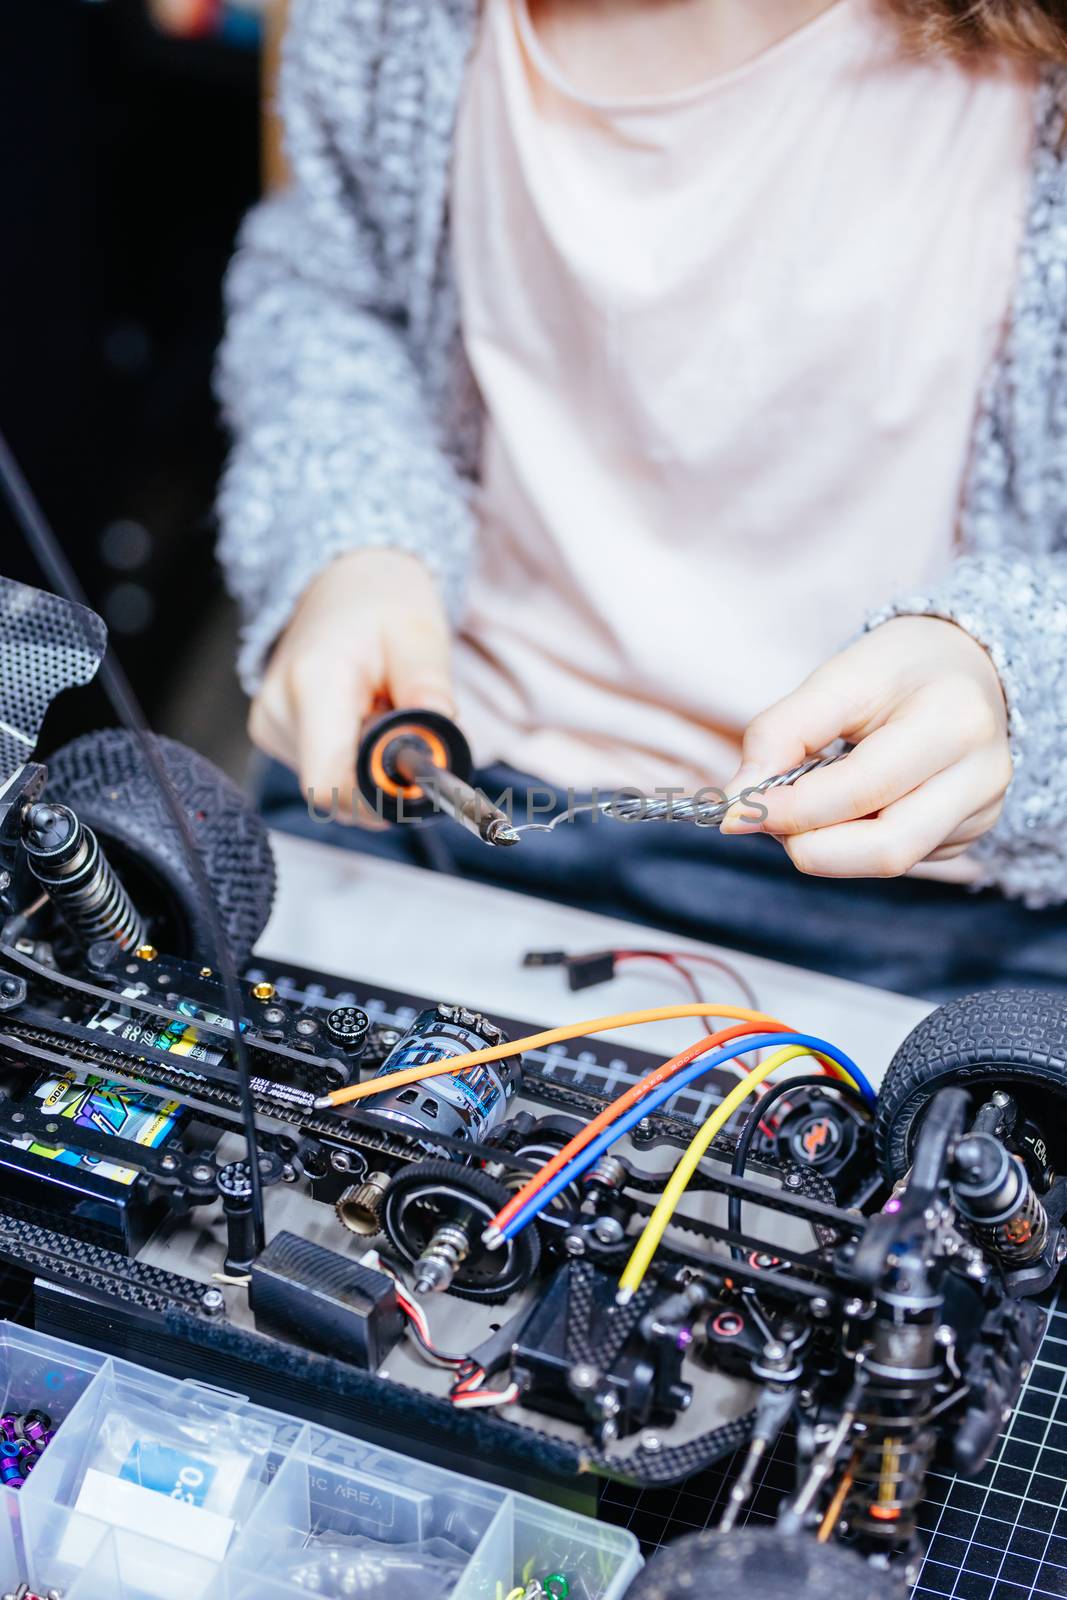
248, 548, 456, 824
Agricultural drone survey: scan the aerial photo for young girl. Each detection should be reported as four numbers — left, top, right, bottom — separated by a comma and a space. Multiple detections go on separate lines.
216, 0, 1067, 1000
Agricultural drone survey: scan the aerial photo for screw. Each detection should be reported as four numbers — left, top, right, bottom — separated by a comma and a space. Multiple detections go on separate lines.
639, 1432, 662, 1452
43, 1123, 58, 1136
784, 1173, 803, 1189
295, 1017, 319, 1037
201, 1288, 225, 1314
810, 1296, 830, 1318
192, 1164, 215, 1184
592, 1215, 625, 1246
9, 1114, 23, 1125
330, 1150, 353, 1174
563, 1232, 586, 1257
568, 1363, 598, 1393
160, 1153, 178, 1172
844, 1297, 866, 1318
262, 1006, 288, 1026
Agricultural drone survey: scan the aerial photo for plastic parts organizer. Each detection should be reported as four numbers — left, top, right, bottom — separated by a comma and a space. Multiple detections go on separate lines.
0, 1322, 642, 1600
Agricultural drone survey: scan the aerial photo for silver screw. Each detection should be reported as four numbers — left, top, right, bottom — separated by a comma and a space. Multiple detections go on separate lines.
593, 1215, 625, 1246
330, 1150, 353, 1174
639, 1432, 662, 1452
160, 1153, 178, 1172
568, 1363, 598, 1393
201, 1287, 225, 1313
564, 1232, 586, 1257
192, 1164, 215, 1184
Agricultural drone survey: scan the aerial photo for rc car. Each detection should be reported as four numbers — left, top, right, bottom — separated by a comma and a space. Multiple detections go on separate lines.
0, 575, 1063, 1599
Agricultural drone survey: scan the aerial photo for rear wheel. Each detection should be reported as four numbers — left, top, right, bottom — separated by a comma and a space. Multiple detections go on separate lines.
875, 990, 1067, 1182
43, 729, 275, 968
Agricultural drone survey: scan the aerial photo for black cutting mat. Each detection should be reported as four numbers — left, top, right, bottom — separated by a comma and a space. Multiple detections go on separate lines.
252, 959, 1067, 1599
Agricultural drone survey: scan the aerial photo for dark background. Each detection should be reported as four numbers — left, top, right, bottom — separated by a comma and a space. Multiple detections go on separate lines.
0, 0, 265, 774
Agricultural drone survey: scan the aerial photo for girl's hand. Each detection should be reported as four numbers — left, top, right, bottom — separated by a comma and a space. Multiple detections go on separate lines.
721, 616, 1012, 877
248, 548, 455, 824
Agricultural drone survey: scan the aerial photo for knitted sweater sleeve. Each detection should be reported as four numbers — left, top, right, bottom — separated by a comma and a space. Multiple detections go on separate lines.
214, 0, 475, 693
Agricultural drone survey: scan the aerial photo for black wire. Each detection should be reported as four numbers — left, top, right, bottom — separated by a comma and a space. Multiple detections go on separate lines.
0, 427, 266, 1249
404, 1316, 473, 1369
727, 1074, 869, 1262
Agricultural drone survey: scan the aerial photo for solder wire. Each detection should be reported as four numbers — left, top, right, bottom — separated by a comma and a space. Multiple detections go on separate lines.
616, 1042, 850, 1302
493, 1033, 866, 1249
316, 1003, 869, 1110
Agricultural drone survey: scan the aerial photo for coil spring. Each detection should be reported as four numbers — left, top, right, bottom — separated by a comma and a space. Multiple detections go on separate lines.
584, 1154, 628, 1190
845, 1416, 938, 1547
974, 1181, 1050, 1268
22, 803, 145, 952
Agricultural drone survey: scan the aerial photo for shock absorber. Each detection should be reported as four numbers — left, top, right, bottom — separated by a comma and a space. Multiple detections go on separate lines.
951, 1133, 1050, 1267
20, 802, 145, 952
846, 1241, 942, 1554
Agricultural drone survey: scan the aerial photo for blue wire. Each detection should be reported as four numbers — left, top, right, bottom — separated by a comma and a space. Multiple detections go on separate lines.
500, 1031, 871, 1242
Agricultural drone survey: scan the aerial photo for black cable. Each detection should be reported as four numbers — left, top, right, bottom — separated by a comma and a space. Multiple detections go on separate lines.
0, 427, 266, 1249
728, 1074, 868, 1261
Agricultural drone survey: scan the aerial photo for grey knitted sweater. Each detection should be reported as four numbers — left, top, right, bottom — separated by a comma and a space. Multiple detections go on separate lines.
215, 0, 1067, 907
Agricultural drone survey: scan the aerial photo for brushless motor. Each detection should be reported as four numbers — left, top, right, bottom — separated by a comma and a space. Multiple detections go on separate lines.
360, 1005, 521, 1149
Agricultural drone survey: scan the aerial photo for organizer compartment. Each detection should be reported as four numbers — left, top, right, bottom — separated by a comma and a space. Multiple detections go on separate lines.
21, 1359, 299, 1598
2, 1322, 641, 1600
0, 1323, 107, 1585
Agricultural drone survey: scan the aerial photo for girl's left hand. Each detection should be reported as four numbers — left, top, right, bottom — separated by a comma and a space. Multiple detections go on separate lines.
721, 616, 1013, 878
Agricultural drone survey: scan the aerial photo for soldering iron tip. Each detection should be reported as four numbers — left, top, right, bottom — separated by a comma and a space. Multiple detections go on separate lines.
481, 1226, 503, 1250
483, 818, 521, 847
312, 1094, 334, 1110
615, 1288, 634, 1307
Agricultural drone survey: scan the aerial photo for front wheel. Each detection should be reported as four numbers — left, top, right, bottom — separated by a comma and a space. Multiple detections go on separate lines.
43, 729, 276, 969
638, 1528, 904, 1600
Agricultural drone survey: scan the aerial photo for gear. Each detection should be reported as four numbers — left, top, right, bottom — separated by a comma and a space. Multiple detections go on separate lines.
382, 1158, 540, 1303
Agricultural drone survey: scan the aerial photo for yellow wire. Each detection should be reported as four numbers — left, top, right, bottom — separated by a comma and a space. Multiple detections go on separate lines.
321, 1004, 790, 1107
616, 1044, 813, 1301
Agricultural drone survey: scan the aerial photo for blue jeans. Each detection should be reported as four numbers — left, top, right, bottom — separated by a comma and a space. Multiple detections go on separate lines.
259, 760, 1067, 1003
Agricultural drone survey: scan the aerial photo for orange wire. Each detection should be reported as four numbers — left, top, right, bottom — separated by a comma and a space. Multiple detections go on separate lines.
818, 1466, 855, 1542
323, 1003, 808, 1109
489, 1020, 795, 1235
